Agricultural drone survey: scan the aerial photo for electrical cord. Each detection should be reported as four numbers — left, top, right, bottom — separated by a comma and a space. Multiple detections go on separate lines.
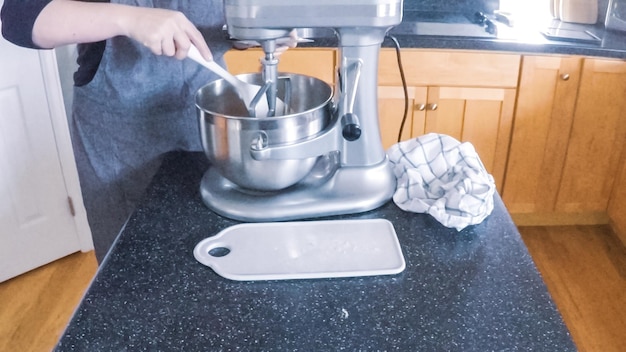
384, 35, 409, 143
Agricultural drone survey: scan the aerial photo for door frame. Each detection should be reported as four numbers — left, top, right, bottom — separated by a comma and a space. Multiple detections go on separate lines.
39, 49, 93, 251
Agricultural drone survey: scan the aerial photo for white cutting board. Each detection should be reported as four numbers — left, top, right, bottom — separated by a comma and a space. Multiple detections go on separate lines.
193, 219, 405, 281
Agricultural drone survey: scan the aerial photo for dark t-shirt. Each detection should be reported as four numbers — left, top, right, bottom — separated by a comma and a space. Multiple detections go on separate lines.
1, 0, 108, 86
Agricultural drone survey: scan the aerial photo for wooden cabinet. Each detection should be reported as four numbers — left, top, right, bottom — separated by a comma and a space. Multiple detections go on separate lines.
225, 48, 521, 190
503, 56, 626, 225
377, 49, 520, 190
224, 48, 336, 84
225, 48, 520, 189
224, 48, 626, 227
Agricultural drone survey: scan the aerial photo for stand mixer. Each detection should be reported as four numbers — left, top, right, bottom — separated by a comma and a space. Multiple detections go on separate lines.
196, 0, 403, 221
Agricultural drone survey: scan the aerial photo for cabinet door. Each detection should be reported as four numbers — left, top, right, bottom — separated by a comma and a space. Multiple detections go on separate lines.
556, 58, 626, 213
422, 86, 516, 190
502, 56, 582, 214
377, 49, 519, 191
377, 85, 427, 150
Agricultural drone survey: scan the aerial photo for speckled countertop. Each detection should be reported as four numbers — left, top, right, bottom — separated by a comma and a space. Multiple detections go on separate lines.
305, 9, 626, 59
56, 152, 576, 351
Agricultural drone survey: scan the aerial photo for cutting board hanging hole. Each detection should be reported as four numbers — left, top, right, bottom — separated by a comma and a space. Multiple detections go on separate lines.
208, 246, 231, 257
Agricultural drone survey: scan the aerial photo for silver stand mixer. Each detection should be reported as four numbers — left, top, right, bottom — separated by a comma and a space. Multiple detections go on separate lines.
197, 0, 403, 221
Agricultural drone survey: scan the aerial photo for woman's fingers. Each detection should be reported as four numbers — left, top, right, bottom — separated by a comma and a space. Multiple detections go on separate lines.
185, 26, 212, 61
172, 31, 191, 59
125, 8, 211, 60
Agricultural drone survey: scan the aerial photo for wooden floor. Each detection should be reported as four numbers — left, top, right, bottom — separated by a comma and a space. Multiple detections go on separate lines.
519, 225, 626, 352
0, 225, 624, 351
0, 251, 98, 352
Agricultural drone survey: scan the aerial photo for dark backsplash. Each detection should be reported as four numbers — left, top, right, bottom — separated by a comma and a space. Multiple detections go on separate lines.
403, 0, 500, 14
404, 0, 610, 24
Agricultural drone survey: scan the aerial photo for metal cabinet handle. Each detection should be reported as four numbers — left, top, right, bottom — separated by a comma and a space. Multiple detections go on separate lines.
561, 73, 570, 81
415, 103, 438, 111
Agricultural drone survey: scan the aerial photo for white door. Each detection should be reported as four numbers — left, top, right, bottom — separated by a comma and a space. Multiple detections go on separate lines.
0, 21, 93, 282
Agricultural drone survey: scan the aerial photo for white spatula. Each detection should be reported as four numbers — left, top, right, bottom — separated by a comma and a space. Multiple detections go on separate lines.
188, 44, 280, 117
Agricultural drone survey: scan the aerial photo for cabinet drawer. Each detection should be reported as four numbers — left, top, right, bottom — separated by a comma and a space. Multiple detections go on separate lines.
379, 49, 521, 88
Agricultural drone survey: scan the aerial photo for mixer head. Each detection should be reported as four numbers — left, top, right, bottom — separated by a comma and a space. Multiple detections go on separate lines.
223, 0, 403, 39
222, 0, 403, 70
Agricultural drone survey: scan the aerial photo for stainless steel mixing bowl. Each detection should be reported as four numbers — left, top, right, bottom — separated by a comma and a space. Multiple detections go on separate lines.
196, 73, 333, 191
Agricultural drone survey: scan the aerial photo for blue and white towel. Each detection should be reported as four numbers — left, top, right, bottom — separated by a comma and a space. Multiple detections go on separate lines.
387, 133, 496, 231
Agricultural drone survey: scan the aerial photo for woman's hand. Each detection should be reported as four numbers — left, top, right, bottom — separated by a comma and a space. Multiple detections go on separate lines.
120, 7, 212, 60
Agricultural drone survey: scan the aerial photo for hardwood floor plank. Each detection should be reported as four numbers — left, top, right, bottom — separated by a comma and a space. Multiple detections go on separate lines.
0, 251, 98, 352
520, 225, 626, 352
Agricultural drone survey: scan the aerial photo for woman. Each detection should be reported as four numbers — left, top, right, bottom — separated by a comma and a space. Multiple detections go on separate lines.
1, 0, 290, 262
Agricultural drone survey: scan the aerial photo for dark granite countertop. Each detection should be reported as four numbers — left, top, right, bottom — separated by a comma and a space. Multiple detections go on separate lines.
56, 152, 576, 351
304, 9, 626, 59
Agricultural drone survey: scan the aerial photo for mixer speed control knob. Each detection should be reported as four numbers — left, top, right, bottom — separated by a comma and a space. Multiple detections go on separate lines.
341, 113, 361, 141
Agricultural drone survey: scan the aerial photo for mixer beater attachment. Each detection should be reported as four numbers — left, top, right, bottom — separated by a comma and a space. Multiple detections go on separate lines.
243, 39, 292, 117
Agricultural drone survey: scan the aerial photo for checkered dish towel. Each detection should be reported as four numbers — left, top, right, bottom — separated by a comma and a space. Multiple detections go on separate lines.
387, 133, 496, 231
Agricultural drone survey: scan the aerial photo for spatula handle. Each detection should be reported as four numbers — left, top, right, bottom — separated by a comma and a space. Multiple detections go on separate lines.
187, 44, 242, 89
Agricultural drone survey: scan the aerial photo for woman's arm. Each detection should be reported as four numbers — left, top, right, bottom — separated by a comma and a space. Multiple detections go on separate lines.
32, 0, 212, 60
1, 0, 52, 49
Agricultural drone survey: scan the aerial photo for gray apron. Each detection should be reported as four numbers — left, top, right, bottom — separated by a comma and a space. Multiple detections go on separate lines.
71, 0, 232, 262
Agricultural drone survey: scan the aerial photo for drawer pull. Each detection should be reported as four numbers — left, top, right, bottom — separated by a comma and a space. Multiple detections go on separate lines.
561, 73, 570, 81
